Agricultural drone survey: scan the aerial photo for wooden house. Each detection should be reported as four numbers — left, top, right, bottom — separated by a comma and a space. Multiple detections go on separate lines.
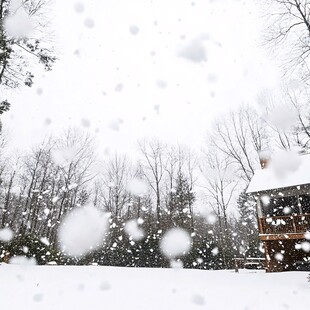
246, 154, 310, 272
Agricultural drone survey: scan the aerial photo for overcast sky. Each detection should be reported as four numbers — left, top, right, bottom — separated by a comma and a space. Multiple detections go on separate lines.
3, 0, 281, 155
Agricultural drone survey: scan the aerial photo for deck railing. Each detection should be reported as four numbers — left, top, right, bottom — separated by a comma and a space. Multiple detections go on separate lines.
259, 214, 310, 235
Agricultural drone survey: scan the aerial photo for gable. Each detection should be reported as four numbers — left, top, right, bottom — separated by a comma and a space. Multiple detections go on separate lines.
246, 153, 310, 194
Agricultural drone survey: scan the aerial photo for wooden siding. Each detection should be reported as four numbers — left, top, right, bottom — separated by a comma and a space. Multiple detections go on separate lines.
263, 239, 309, 272
259, 214, 310, 236
259, 233, 305, 241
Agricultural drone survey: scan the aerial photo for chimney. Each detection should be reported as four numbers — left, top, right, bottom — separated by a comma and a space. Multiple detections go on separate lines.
259, 150, 271, 169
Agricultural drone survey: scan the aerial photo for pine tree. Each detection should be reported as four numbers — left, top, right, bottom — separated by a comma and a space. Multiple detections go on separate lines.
169, 172, 195, 230
0, 0, 56, 113
236, 191, 261, 258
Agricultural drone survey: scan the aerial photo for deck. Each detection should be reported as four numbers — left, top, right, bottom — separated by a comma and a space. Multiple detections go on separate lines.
259, 214, 310, 240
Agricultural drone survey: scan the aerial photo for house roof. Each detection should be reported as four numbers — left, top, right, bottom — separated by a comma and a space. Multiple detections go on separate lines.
246, 153, 310, 194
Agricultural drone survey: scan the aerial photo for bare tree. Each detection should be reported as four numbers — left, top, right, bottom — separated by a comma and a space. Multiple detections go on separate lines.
200, 150, 238, 268
209, 106, 268, 183
263, 0, 310, 83
200, 152, 238, 232
53, 129, 96, 222
138, 139, 166, 223
258, 85, 310, 152
285, 85, 310, 150
3, 130, 97, 244
258, 90, 295, 150
163, 145, 198, 231
97, 154, 132, 218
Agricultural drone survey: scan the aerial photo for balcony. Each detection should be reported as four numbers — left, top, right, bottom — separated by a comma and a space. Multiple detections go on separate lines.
259, 214, 310, 240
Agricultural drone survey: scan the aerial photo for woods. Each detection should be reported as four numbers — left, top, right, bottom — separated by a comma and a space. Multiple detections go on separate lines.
1, 97, 310, 268
1, 2, 310, 310
0, 0, 56, 111
1, 94, 309, 268
1, 77, 310, 268
0, 0, 310, 271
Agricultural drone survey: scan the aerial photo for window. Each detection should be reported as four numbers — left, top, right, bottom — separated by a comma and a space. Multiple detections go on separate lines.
298, 195, 310, 214
263, 196, 299, 217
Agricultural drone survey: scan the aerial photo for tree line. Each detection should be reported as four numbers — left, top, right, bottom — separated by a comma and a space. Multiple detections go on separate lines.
2, 0, 310, 268
0, 125, 257, 268
1, 95, 310, 268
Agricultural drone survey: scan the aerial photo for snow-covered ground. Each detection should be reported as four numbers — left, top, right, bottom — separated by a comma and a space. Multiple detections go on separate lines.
0, 265, 309, 310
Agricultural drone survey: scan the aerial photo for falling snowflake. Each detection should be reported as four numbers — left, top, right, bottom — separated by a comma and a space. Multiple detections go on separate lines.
58, 205, 110, 256
126, 178, 148, 196
275, 253, 284, 261
160, 228, 192, 259
74, 2, 85, 13
301, 241, 310, 253
84, 18, 95, 28
4, 7, 34, 38
129, 25, 139, 35
124, 219, 145, 241
9, 256, 37, 265
178, 39, 207, 63
191, 294, 205, 306
0, 228, 14, 242
81, 118, 91, 128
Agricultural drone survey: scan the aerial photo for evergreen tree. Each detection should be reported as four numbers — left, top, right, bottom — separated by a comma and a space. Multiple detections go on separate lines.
169, 172, 195, 230
235, 191, 261, 258
0, 0, 56, 112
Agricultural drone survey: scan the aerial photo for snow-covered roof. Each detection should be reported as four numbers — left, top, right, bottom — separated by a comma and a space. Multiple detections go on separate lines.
246, 153, 310, 194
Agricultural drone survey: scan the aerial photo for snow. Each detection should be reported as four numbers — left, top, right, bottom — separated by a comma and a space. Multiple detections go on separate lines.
275, 253, 284, 261
191, 293, 205, 306
108, 118, 123, 131
58, 205, 110, 256
114, 83, 124, 92
305, 232, 310, 240
44, 118, 52, 126
68, 183, 78, 190
0, 227, 14, 242
301, 242, 310, 253
52, 196, 59, 203
9, 256, 37, 265
211, 247, 219, 256
246, 153, 310, 193
206, 213, 217, 225
129, 25, 139, 35
267, 105, 297, 131
126, 178, 148, 196
260, 195, 270, 205
170, 259, 184, 269
283, 206, 292, 214
156, 80, 168, 89
84, 18, 95, 29
43, 208, 50, 217
124, 219, 145, 241
40, 237, 50, 246
74, 2, 85, 13
178, 39, 207, 63
270, 151, 301, 179
160, 228, 192, 259
9, 0, 23, 13
4, 6, 33, 38
154, 104, 160, 114
80, 118, 91, 128
51, 146, 79, 166
0, 266, 309, 310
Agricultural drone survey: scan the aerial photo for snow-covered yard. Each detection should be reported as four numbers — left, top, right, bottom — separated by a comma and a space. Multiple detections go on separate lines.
0, 265, 309, 309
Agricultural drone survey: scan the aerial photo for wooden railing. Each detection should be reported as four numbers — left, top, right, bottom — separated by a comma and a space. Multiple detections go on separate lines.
259, 214, 310, 235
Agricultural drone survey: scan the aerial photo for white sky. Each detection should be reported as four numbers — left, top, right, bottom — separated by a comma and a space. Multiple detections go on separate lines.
2, 0, 281, 155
